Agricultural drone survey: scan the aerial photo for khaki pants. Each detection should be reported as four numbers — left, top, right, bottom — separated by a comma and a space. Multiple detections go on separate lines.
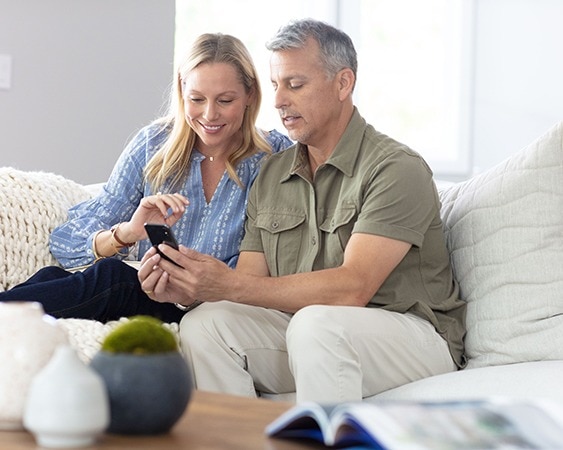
179, 301, 456, 403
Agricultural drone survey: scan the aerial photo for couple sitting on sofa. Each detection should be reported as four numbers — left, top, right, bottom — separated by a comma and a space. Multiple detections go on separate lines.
2, 19, 468, 404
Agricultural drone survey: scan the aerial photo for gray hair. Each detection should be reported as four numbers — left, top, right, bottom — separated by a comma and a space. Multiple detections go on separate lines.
266, 19, 357, 85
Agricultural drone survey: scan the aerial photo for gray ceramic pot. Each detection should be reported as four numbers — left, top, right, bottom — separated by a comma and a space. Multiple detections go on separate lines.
90, 351, 192, 435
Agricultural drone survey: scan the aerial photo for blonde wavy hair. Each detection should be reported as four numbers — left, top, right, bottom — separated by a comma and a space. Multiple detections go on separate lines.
145, 33, 270, 192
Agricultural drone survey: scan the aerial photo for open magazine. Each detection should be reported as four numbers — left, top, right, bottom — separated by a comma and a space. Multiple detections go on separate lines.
265, 398, 563, 449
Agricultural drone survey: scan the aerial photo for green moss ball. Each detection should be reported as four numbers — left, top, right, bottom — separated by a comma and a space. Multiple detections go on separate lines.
101, 316, 178, 354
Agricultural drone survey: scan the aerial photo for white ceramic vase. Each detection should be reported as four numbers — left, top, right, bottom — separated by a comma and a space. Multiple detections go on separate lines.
24, 344, 110, 448
0, 302, 68, 430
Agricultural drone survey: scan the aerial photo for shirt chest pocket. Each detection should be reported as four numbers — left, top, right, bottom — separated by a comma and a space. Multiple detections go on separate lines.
319, 206, 357, 264
255, 212, 305, 276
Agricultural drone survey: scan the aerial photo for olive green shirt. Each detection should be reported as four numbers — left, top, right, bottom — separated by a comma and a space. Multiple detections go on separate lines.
241, 108, 466, 367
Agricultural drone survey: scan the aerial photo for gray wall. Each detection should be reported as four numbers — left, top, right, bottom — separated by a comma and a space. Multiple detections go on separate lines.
0, 0, 175, 184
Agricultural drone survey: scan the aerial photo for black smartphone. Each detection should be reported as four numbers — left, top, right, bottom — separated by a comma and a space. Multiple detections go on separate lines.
144, 223, 182, 267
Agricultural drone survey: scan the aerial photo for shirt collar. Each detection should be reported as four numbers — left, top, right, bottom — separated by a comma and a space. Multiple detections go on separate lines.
192, 149, 206, 163
283, 107, 366, 182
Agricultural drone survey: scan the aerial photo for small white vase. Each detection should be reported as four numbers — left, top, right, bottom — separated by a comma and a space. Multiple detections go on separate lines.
0, 302, 68, 430
24, 344, 110, 448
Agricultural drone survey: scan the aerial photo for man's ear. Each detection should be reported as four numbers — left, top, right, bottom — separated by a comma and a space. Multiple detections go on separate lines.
337, 68, 355, 101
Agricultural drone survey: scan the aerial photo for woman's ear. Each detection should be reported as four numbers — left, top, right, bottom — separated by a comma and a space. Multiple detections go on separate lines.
247, 84, 257, 108
337, 68, 355, 101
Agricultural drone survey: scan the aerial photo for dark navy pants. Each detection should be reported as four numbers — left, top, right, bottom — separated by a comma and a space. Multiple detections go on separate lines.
0, 258, 184, 323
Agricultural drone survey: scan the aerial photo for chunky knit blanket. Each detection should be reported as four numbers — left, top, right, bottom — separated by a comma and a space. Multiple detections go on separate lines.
0, 167, 91, 291
59, 318, 180, 362
0, 168, 182, 360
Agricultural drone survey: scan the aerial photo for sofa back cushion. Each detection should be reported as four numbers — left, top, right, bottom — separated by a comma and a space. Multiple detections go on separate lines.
438, 121, 563, 369
0, 168, 91, 291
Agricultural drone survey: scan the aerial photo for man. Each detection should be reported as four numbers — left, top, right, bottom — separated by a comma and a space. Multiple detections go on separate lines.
138, 19, 466, 403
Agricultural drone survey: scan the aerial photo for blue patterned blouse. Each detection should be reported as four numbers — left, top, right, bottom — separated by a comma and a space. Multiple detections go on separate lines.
49, 123, 292, 269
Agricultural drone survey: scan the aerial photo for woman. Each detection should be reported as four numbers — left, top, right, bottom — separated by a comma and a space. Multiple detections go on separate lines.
0, 33, 291, 322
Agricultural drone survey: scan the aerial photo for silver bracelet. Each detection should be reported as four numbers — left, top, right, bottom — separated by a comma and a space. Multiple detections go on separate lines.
174, 300, 203, 312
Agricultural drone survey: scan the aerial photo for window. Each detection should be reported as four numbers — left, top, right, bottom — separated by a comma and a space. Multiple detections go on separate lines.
175, 0, 473, 178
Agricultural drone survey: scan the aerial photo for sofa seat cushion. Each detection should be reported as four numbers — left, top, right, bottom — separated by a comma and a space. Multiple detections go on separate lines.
438, 121, 563, 369
372, 361, 563, 402
260, 361, 563, 403
0, 168, 91, 291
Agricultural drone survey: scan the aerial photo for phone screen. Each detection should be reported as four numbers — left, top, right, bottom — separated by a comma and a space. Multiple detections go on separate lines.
144, 223, 181, 266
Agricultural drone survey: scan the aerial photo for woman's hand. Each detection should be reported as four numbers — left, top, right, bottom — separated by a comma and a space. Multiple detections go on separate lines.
116, 193, 189, 243
137, 244, 233, 306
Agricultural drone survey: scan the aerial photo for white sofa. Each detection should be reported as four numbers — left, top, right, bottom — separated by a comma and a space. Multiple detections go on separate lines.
1, 121, 562, 403
373, 121, 563, 403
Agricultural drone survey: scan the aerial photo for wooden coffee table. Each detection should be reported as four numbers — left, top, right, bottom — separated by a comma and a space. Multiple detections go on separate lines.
0, 390, 322, 449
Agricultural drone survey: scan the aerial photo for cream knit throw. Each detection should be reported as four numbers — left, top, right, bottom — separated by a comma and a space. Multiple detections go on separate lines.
58, 318, 180, 363
0, 167, 92, 291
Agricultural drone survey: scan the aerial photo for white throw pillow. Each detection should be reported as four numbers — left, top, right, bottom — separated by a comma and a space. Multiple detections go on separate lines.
0, 168, 91, 291
439, 121, 563, 369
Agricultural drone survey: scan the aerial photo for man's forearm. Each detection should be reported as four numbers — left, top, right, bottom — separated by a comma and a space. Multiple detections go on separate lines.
228, 268, 370, 313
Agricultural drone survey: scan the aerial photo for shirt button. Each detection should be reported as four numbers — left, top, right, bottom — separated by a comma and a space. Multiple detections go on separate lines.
311, 236, 316, 245
271, 221, 279, 230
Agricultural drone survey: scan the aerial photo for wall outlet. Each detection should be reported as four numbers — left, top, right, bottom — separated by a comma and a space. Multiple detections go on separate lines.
0, 54, 13, 90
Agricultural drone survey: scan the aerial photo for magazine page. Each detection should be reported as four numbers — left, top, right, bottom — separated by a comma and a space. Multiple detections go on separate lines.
341, 399, 563, 450
123, 260, 141, 270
